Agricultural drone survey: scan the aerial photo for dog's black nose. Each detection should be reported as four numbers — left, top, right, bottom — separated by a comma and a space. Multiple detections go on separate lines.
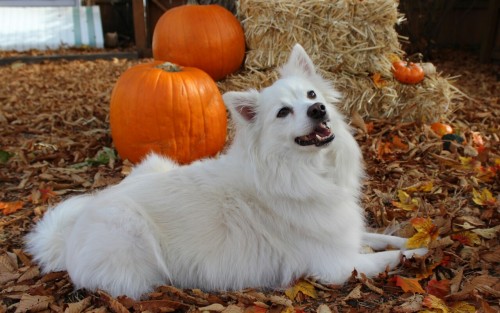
307, 103, 326, 119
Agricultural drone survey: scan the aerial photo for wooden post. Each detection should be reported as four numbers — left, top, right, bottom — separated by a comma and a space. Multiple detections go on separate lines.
133, 0, 149, 57
480, 0, 499, 62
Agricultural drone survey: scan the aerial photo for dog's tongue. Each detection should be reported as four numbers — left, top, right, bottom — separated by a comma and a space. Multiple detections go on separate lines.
315, 122, 331, 137
295, 122, 335, 147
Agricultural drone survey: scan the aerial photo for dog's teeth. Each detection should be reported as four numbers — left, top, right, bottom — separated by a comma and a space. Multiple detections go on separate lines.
315, 134, 322, 140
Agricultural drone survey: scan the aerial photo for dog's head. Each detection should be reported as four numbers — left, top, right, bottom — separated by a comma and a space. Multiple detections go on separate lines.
223, 44, 343, 154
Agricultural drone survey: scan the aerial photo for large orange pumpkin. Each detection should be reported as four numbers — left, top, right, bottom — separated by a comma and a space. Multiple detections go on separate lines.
152, 4, 245, 81
110, 62, 227, 164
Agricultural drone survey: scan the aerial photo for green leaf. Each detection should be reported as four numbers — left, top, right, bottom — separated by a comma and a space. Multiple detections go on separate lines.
85, 147, 116, 166
0, 150, 14, 164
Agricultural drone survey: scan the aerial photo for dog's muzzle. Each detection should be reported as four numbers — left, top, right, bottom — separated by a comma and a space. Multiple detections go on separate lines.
295, 103, 335, 147
294, 121, 335, 147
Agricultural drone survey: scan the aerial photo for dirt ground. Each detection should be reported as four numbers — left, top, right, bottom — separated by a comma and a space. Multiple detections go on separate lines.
0, 49, 498, 313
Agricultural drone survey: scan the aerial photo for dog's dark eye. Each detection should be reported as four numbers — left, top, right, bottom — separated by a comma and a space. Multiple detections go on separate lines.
277, 107, 292, 118
307, 90, 316, 99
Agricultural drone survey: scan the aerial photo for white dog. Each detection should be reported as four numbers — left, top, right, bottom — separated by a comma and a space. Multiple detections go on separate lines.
26, 44, 426, 299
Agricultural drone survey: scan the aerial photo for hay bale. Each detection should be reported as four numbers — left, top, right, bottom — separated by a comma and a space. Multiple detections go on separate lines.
219, 70, 463, 122
221, 0, 463, 121
239, 0, 404, 77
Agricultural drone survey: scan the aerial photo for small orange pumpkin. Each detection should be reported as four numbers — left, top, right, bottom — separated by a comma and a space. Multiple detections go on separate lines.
392, 60, 425, 84
110, 62, 227, 164
152, 4, 245, 81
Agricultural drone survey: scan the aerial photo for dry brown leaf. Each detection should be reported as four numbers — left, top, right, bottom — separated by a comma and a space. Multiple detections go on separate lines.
450, 275, 500, 299
17, 266, 40, 282
343, 284, 363, 301
0, 252, 17, 272
14, 294, 54, 313
97, 290, 129, 313
392, 294, 424, 313
199, 303, 226, 312
222, 304, 245, 313
64, 297, 92, 313
133, 299, 187, 312
316, 304, 332, 313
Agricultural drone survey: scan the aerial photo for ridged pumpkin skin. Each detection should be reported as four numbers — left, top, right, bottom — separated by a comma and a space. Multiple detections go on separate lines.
152, 4, 245, 81
110, 62, 227, 164
392, 61, 425, 84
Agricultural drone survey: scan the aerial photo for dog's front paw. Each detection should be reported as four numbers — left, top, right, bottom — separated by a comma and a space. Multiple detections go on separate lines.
402, 248, 428, 258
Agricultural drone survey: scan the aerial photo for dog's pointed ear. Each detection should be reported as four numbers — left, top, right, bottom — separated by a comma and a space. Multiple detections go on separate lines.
279, 43, 316, 78
223, 90, 259, 124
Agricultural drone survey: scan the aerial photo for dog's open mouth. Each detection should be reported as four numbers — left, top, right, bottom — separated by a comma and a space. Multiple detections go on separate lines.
295, 122, 335, 147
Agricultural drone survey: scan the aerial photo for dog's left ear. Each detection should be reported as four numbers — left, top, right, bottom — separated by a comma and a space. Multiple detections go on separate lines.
223, 90, 259, 125
279, 43, 316, 78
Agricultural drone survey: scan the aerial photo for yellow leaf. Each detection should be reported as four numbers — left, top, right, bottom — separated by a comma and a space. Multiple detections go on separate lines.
285, 280, 317, 301
451, 231, 481, 246
451, 302, 476, 313
423, 294, 450, 313
406, 218, 439, 248
405, 181, 434, 193
388, 53, 401, 63
372, 73, 388, 88
471, 225, 500, 239
392, 190, 419, 211
394, 276, 425, 294
472, 188, 496, 206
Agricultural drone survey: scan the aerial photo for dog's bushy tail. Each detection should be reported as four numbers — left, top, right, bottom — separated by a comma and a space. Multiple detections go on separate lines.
25, 195, 91, 273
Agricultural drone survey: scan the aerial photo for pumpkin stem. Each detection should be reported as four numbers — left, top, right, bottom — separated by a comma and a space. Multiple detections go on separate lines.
156, 62, 182, 72
186, 0, 199, 5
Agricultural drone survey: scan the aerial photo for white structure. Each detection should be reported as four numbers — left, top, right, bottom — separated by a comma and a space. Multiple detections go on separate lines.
0, 1, 104, 51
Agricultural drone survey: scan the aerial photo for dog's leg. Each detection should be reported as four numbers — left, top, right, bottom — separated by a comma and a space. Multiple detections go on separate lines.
352, 248, 428, 278
362, 232, 407, 250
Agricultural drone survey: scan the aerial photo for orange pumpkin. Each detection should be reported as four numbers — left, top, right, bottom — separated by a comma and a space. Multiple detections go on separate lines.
152, 4, 245, 81
392, 60, 425, 84
110, 62, 227, 164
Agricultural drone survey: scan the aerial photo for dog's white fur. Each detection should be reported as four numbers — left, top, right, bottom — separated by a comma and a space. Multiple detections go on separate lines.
26, 44, 426, 299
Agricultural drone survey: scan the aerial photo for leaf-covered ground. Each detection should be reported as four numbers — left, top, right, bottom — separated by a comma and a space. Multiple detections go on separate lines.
0, 50, 498, 313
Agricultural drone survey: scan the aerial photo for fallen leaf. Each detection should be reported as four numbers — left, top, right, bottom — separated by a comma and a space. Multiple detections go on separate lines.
372, 72, 388, 88
431, 122, 453, 136
451, 231, 481, 246
392, 294, 424, 313
405, 181, 434, 193
199, 304, 226, 312
316, 304, 332, 313
392, 190, 419, 211
14, 294, 54, 313
343, 284, 363, 301
0, 201, 24, 215
471, 225, 500, 239
351, 111, 368, 133
391, 135, 409, 150
64, 297, 92, 313
407, 217, 439, 248
472, 188, 496, 206
98, 290, 130, 313
450, 302, 476, 313
0, 150, 14, 164
422, 294, 449, 313
426, 279, 450, 298
394, 276, 425, 294
222, 305, 244, 313
285, 280, 318, 301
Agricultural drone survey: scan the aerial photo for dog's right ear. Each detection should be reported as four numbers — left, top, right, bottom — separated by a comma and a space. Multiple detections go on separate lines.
223, 90, 259, 124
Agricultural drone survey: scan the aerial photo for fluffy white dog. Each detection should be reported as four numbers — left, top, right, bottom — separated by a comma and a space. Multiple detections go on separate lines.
26, 44, 426, 299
